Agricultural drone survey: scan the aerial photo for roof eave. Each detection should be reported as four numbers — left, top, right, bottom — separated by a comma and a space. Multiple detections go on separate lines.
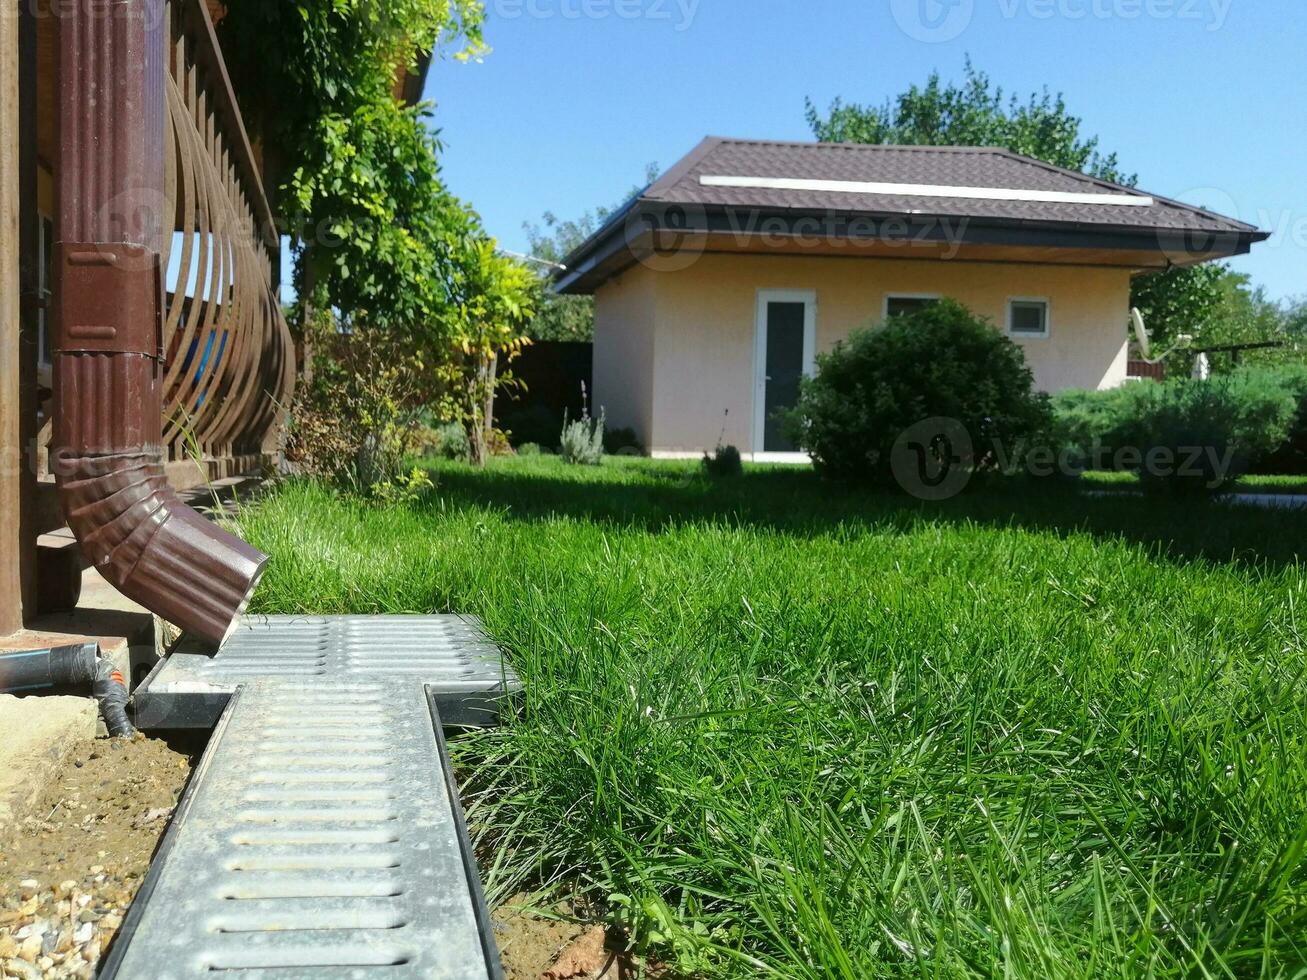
555, 203, 1269, 295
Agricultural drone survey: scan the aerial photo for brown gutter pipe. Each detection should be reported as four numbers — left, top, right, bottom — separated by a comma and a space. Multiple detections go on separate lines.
52, 0, 267, 648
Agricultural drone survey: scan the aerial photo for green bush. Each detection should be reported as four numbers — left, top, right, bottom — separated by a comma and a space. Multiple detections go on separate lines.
1250, 364, 1307, 475
785, 299, 1050, 484
702, 444, 743, 479
1050, 367, 1307, 488
1047, 384, 1151, 471
516, 442, 547, 457
1114, 373, 1296, 494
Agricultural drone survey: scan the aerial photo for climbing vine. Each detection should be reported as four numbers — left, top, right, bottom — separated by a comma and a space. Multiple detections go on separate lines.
218, 1, 535, 481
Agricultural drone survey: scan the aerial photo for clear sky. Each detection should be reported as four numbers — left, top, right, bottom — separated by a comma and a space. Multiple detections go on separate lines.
423, 0, 1305, 301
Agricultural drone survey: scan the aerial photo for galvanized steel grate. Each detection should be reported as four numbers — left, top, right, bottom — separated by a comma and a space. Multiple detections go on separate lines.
135, 616, 521, 729
104, 616, 514, 978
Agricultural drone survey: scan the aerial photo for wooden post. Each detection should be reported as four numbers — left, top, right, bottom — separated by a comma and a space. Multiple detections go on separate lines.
17, 0, 38, 622
1, 0, 26, 634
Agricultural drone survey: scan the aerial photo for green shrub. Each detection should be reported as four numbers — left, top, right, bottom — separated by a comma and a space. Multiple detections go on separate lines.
702, 444, 743, 479
516, 442, 546, 457
1116, 373, 1297, 494
1051, 368, 1307, 488
604, 426, 645, 457
560, 407, 605, 466
1250, 364, 1307, 475
1047, 384, 1151, 471
785, 299, 1050, 484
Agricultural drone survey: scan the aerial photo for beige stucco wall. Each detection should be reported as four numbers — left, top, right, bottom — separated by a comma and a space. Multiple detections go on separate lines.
591, 253, 1133, 456
591, 264, 657, 447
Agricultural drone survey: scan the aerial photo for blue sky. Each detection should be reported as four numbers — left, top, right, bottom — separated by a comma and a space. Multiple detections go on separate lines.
422, 0, 1305, 301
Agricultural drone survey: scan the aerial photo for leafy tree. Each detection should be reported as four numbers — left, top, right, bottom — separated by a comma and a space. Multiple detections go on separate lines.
806, 59, 1130, 183
1194, 274, 1304, 371
806, 59, 1226, 352
522, 164, 660, 341
218, 0, 487, 336
1130, 264, 1227, 373
285, 100, 470, 333
220, 0, 485, 149
218, 1, 542, 482
438, 239, 539, 465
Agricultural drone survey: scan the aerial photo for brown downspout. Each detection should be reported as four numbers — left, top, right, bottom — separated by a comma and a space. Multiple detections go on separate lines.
52, 0, 267, 648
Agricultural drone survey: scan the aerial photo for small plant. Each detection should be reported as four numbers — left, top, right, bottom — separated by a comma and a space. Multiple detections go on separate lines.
702, 444, 743, 478
284, 326, 426, 492
516, 442, 546, 457
370, 467, 434, 506
559, 383, 605, 465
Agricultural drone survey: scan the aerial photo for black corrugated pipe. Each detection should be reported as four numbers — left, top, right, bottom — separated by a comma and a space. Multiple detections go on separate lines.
51, 0, 267, 648
0, 642, 136, 738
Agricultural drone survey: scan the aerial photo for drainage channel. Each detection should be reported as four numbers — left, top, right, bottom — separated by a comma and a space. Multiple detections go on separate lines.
102, 616, 521, 979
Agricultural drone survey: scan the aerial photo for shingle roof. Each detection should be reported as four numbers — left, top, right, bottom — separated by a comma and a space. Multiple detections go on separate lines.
641, 137, 1260, 235
555, 136, 1268, 294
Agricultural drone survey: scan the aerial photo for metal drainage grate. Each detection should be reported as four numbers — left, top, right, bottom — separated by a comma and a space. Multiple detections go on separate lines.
102, 616, 514, 978
134, 616, 521, 729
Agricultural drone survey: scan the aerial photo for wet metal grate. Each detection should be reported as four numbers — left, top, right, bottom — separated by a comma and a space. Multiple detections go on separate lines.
103, 617, 511, 978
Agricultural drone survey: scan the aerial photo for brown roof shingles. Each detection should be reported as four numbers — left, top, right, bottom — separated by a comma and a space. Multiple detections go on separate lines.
642, 137, 1260, 234
555, 137, 1268, 293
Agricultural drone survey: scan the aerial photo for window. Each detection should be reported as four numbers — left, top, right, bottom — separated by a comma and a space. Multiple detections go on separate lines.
1008, 298, 1050, 338
884, 294, 941, 319
37, 215, 54, 365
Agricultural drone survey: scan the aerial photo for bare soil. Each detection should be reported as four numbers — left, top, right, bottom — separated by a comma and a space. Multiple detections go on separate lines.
0, 734, 199, 978
495, 900, 595, 979
494, 898, 676, 980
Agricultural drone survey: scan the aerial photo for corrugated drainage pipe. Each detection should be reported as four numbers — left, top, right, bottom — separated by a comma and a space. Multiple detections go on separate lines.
0, 642, 136, 738
53, 0, 266, 649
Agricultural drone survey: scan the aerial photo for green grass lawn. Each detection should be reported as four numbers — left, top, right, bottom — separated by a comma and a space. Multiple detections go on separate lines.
237, 457, 1307, 978
1082, 470, 1307, 495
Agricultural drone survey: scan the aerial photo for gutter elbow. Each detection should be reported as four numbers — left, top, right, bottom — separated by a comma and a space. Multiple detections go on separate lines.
58, 449, 266, 648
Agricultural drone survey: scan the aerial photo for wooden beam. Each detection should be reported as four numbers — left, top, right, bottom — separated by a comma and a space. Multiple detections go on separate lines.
0, 2, 23, 633
18, 0, 40, 623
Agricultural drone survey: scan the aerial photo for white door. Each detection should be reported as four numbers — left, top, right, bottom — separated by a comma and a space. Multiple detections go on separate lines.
753, 290, 816, 460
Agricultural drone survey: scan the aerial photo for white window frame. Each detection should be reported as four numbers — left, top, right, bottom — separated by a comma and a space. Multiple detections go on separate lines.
1007, 296, 1051, 339
753, 289, 817, 463
882, 293, 942, 320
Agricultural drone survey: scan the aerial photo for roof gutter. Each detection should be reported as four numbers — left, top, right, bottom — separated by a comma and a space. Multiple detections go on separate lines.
52, 0, 266, 648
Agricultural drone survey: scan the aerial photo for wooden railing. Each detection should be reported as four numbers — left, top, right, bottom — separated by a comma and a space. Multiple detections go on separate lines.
160, 0, 295, 468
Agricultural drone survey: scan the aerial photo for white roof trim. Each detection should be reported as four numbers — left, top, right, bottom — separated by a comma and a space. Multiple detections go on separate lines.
698, 175, 1155, 207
